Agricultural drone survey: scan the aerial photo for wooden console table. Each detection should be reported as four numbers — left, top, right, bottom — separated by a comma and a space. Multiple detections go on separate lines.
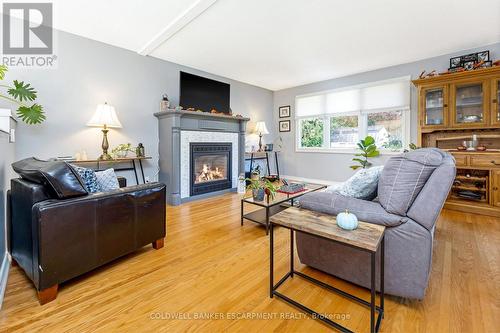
70, 156, 151, 185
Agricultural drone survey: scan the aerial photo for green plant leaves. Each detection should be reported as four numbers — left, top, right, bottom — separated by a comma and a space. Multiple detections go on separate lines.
17, 104, 45, 124
0, 65, 7, 80
8, 80, 37, 102
364, 136, 375, 146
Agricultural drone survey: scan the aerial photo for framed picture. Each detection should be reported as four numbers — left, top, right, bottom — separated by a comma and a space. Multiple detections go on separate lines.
461, 53, 477, 63
463, 61, 475, 71
476, 50, 489, 62
279, 105, 291, 118
450, 56, 461, 68
279, 120, 291, 132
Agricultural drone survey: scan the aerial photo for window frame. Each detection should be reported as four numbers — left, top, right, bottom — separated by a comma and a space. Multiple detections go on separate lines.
294, 76, 411, 154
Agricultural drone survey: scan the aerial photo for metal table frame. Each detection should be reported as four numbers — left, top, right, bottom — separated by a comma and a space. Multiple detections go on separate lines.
269, 223, 385, 333
72, 157, 149, 185
241, 185, 326, 235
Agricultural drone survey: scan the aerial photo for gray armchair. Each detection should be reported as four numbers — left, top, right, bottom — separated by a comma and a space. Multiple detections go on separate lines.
296, 148, 456, 299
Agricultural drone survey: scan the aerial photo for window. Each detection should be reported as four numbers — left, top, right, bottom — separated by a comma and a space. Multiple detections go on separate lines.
295, 77, 410, 152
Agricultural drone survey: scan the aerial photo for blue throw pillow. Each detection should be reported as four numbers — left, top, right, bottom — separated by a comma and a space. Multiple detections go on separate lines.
70, 164, 100, 193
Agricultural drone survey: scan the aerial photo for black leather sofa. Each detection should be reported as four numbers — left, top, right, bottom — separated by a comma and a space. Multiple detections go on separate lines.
8, 158, 166, 304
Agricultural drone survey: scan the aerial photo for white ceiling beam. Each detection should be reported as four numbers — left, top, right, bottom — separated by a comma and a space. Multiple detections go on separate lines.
137, 0, 218, 56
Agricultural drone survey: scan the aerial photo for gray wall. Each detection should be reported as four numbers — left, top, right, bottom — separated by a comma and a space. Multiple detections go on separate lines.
0, 120, 16, 303
1, 30, 274, 184
273, 43, 500, 182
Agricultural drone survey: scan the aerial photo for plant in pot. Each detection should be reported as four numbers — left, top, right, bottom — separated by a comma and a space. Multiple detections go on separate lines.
0, 65, 45, 124
246, 178, 264, 201
111, 143, 134, 158
350, 135, 380, 170
250, 165, 261, 181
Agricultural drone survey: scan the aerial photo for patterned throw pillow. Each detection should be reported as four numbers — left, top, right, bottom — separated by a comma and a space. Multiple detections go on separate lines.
70, 164, 100, 193
95, 168, 120, 191
325, 166, 384, 201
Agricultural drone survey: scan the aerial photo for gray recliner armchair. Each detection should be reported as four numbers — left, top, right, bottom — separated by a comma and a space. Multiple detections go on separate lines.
296, 148, 456, 299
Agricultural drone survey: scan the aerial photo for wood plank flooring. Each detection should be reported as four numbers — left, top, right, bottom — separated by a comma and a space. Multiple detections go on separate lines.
0, 193, 499, 332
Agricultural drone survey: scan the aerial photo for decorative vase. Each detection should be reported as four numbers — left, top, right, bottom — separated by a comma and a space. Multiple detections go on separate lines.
336, 209, 359, 230
252, 188, 265, 201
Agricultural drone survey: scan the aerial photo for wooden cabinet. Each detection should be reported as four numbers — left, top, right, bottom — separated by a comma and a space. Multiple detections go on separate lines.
492, 78, 500, 126
419, 85, 448, 130
450, 80, 489, 127
414, 67, 500, 217
492, 170, 500, 207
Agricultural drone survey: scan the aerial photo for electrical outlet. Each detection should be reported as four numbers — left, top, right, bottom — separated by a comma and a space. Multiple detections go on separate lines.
145, 176, 150, 183
9, 128, 15, 143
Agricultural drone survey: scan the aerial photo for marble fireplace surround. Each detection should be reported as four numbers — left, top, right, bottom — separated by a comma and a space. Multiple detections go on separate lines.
155, 110, 249, 205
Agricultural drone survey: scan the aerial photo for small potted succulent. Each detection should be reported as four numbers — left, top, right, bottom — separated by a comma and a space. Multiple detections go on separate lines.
250, 165, 261, 181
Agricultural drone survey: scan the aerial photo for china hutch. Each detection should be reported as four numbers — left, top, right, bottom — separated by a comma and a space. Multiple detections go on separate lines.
413, 66, 500, 217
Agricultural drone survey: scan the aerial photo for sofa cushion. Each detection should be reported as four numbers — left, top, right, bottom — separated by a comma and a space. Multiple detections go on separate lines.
378, 148, 444, 216
299, 191, 407, 227
95, 168, 120, 191
325, 166, 383, 200
12, 157, 88, 199
71, 165, 100, 193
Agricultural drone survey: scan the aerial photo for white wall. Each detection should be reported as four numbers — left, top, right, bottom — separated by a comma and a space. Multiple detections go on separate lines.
1, 30, 274, 184
0, 118, 16, 308
273, 43, 500, 182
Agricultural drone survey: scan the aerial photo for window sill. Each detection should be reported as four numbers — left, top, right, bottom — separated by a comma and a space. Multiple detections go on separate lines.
295, 148, 403, 155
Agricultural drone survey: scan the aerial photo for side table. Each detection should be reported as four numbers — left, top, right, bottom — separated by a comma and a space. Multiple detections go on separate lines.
269, 207, 386, 333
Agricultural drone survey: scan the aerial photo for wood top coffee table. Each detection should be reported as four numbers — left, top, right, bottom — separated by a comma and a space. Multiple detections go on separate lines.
269, 207, 386, 333
240, 183, 326, 235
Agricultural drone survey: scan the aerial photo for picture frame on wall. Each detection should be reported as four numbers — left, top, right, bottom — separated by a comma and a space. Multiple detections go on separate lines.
279, 120, 291, 132
279, 105, 291, 118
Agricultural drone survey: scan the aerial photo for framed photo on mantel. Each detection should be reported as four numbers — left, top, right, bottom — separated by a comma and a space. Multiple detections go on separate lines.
279, 105, 291, 118
279, 120, 291, 132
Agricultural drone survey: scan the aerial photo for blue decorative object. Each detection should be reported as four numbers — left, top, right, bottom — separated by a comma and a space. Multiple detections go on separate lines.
71, 164, 100, 193
336, 209, 359, 230
252, 188, 265, 201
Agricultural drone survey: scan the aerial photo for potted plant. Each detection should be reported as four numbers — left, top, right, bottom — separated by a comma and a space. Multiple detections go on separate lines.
246, 178, 264, 201
111, 143, 134, 158
0, 65, 45, 124
251, 165, 261, 181
246, 178, 278, 202
350, 136, 380, 170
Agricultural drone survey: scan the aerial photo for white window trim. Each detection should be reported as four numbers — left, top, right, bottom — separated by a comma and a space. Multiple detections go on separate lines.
294, 76, 411, 154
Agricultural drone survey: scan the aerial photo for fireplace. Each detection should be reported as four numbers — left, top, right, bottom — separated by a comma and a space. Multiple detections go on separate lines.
190, 143, 232, 196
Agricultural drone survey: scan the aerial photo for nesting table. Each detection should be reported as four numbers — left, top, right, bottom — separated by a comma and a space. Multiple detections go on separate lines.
269, 207, 386, 333
240, 183, 326, 235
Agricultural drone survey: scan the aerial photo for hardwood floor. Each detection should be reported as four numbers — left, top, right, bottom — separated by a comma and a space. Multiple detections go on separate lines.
1, 193, 499, 332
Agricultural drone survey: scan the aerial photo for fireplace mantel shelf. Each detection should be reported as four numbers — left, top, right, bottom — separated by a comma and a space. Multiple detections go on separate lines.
154, 109, 250, 121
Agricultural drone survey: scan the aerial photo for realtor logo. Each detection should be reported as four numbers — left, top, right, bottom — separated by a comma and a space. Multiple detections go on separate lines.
2, 2, 56, 68
3, 3, 53, 54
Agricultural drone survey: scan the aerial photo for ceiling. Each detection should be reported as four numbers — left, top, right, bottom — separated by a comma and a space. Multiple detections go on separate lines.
8, 0, 500, 90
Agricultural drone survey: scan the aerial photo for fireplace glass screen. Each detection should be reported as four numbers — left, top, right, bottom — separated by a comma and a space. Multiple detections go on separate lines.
194, 154, 228, 184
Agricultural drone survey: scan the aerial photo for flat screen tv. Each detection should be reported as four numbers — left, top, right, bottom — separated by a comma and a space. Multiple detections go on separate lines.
180, 72, 230, 113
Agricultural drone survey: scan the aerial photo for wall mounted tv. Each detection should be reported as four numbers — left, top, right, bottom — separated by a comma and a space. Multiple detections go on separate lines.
179, 72, 230, 114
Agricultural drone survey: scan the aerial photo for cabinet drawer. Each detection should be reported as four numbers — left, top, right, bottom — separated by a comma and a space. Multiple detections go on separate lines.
453, 154, 469, 167
469, 155, 500, 168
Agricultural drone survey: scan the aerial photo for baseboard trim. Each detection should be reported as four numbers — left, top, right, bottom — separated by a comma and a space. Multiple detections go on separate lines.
280, 174, 339, 186
0, 253, 10, 310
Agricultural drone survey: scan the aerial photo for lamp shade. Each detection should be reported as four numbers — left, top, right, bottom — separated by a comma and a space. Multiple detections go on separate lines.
254, 121, 269, 135
87, 102, 122, 128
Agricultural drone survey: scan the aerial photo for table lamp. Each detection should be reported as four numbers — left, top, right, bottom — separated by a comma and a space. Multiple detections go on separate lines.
87, 102, 122, 160
255, 121, 269, 152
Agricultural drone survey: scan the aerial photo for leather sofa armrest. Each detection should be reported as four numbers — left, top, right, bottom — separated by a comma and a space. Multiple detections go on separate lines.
31, 182, 166, 290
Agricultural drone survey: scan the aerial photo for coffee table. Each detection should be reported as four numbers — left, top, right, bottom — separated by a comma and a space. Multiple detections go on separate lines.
240, 183, 326, 235
269, 207, 386, 333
